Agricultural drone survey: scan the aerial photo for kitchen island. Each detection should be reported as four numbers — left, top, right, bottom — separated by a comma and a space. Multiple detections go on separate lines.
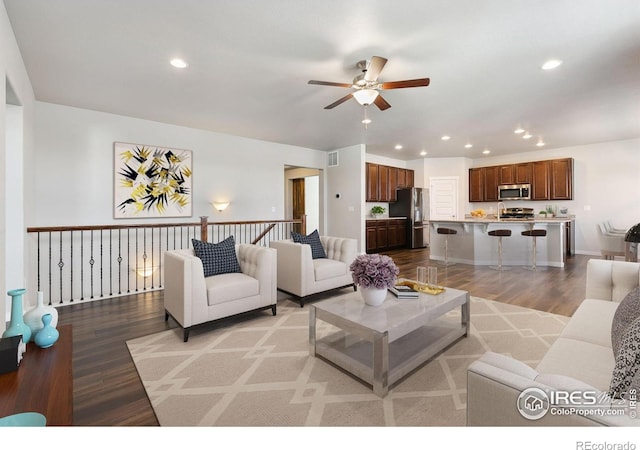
429, 217, 575, 268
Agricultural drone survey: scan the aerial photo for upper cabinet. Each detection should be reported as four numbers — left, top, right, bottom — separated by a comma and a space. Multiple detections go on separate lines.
366, 163, 414, 202
469, 158, 573, 202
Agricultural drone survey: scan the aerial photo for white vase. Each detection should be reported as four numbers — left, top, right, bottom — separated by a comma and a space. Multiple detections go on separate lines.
360, 286, 387, 306
23, 291, 58, 342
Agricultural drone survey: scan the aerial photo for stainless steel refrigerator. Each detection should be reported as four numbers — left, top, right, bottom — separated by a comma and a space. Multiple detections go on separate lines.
389, 187, 430, 249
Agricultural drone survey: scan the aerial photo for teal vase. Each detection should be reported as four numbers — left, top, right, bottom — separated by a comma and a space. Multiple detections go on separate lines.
34, 314, 59, 349
2, 289, 31, 343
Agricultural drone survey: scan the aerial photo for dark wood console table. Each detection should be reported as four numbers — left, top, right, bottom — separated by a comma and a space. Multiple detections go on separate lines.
0, 325, 73, 425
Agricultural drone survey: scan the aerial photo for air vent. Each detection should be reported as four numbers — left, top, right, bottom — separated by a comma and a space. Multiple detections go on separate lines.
327, 151, 338, 167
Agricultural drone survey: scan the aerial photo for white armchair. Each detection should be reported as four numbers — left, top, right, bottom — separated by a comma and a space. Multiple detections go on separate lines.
269, 236, 357, 307
163, 244, 277, 342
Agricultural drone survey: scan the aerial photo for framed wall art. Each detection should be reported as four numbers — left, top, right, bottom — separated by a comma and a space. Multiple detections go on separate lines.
114, 142, 193, 219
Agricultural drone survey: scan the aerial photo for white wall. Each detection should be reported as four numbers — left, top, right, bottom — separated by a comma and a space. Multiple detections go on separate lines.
1, 2, 36, 329
33, 102, 327, 226
326, 144, 365, 251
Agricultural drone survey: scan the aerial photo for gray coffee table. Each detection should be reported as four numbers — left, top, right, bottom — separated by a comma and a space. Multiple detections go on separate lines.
309, 283, 470, 397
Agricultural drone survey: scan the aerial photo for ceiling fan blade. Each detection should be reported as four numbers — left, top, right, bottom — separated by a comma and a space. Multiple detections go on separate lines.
380, 78, 430, 89
308, 80, 353, 88
364, 56, 388, 81
374, 95, 391, 111
324, 93, 353, 109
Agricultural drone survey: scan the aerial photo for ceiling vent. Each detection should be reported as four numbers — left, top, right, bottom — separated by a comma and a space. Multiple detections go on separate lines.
327, 151, 338, 167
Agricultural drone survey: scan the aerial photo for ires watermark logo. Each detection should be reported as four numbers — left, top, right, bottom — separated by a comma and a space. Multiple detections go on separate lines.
516, 387, 637, 421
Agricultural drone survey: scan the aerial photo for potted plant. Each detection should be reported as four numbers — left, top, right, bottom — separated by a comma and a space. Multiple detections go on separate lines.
349, 254, 399, 306
370, 206, 386, 218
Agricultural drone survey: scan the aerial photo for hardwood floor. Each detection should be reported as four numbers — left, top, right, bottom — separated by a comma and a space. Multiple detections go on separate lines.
56, 248, 592, 426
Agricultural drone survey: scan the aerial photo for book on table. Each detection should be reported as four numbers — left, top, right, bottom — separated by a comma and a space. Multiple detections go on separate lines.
388, 284, 420, 298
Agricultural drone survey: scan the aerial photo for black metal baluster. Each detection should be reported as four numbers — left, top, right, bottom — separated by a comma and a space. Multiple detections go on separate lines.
151, 227, 155, 289
89, 230, 95, 299
48, 232, 52, 305
117, 229, 122, 295
80, 231, 84, 301
100, 230, 104, 297
127, 229, 130, 293
36, 232, 42, 298
109, 230, 113, 296
142, 227, 147, 291
70, 231, 74, 303
135, 228, 139, 292
58, 231, 64, 304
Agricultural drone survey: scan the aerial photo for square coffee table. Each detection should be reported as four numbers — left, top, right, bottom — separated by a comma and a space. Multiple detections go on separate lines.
309, 282, 470, 397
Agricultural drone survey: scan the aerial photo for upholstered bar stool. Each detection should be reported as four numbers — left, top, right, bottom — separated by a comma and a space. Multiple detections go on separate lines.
521, 229, 547, 270
436, 227, 457, 266
488, 229, 511, 271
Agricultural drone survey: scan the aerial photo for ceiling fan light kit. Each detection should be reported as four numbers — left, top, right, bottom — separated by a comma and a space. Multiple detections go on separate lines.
308, 56, 430, 111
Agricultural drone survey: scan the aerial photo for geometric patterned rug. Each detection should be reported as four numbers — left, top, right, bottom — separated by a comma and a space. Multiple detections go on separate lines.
126, 295, 569, 426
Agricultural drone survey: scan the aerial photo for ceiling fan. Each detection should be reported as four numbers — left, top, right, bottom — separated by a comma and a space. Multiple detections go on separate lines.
308, 56, 430, 111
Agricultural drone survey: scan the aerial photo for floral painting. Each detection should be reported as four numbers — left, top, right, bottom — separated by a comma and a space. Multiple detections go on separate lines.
114, 142, 192, 218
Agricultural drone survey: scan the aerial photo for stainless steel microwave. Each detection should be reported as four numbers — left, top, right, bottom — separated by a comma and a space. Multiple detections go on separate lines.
498, 184, 531, 200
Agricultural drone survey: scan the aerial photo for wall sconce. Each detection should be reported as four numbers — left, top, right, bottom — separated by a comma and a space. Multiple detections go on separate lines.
212, 201, 230, 212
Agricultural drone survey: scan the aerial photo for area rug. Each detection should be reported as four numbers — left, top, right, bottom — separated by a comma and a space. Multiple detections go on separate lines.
126, 296, 569, 426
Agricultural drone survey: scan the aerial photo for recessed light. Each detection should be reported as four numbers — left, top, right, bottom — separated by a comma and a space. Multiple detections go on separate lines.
542, 59, 562, 70
394, 144, 403, 150
420, 150, 427, 156
514, 127, 525, 134
522, 133, 532, 139
536, 139, 545, 147
170, 58, 188, 69
482, 149, 491, 154
441, 135, 451, 141
464, 143, 473, 149
362, 118, 372, 124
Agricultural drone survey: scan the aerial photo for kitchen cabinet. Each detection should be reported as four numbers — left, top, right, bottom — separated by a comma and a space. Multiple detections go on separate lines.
515, 162, 532, 184
366, 219, 407, 253
550, 158, 573, 200
469, 158, 572, 201
532, 161, 550, 200
469, 168, 484, 202
498, 165, 515, 185
366, 163, 414, 202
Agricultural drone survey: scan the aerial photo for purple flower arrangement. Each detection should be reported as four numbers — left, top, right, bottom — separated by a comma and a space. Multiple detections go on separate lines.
350, 254, 399, 289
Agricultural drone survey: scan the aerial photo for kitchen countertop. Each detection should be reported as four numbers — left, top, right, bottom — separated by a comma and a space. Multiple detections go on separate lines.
436, 216, 575, 224
366, 216, 408, 221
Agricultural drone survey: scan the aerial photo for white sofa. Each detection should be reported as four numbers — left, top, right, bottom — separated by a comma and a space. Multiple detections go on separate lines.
467, 259, 640, 426
269, 236, 357, 307
164, 244, 277, 342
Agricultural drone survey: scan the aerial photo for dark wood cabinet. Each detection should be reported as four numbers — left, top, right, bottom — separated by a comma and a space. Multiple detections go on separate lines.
550, 158, 573, 200
366, 163, 379, 201
484, 166, 499, 201
515, 162, 532, 184
366, 219, 407, 253
469, 158, 572, 202
532, 160, 550, 200
498, 165, 515, 185
469, 168, 484, 202
366, 164, 414, 202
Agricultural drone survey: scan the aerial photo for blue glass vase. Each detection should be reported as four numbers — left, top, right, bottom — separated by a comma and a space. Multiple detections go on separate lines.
2, 289, 31, 343
34, 313, 59, 349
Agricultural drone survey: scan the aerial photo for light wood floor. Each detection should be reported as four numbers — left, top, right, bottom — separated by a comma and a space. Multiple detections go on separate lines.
56, 248, 593, 426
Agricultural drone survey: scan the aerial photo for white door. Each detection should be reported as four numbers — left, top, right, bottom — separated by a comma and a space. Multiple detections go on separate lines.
430, 177, 459, 220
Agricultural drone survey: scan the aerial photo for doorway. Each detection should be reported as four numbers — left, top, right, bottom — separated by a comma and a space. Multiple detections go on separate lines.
285, 167, 321, 234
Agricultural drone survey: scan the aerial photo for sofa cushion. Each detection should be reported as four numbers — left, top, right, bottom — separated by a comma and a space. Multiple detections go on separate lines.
205, 272, 259, 306
313, 258, 347, 282
560, 299, 618, 349
192, 236, 241, 277
291, 229, 327, 259
608, 316, 640, 399
611, 286, 640, 356
536, 337, 615, 391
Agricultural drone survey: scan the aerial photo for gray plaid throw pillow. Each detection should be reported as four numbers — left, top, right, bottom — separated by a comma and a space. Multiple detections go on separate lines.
291, 229, 326, 259
192, 236, 241, 277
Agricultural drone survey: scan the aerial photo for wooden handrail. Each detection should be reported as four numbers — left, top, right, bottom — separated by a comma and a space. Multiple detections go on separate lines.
26, 217, 304, 234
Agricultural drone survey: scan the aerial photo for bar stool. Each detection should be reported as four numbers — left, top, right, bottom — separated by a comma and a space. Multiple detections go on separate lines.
488, 229, 512, 271
521, 229, 547, 270
436, 227, 457, 266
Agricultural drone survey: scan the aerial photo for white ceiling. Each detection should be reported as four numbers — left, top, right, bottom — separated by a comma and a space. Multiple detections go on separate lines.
4, 0, 640, 160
